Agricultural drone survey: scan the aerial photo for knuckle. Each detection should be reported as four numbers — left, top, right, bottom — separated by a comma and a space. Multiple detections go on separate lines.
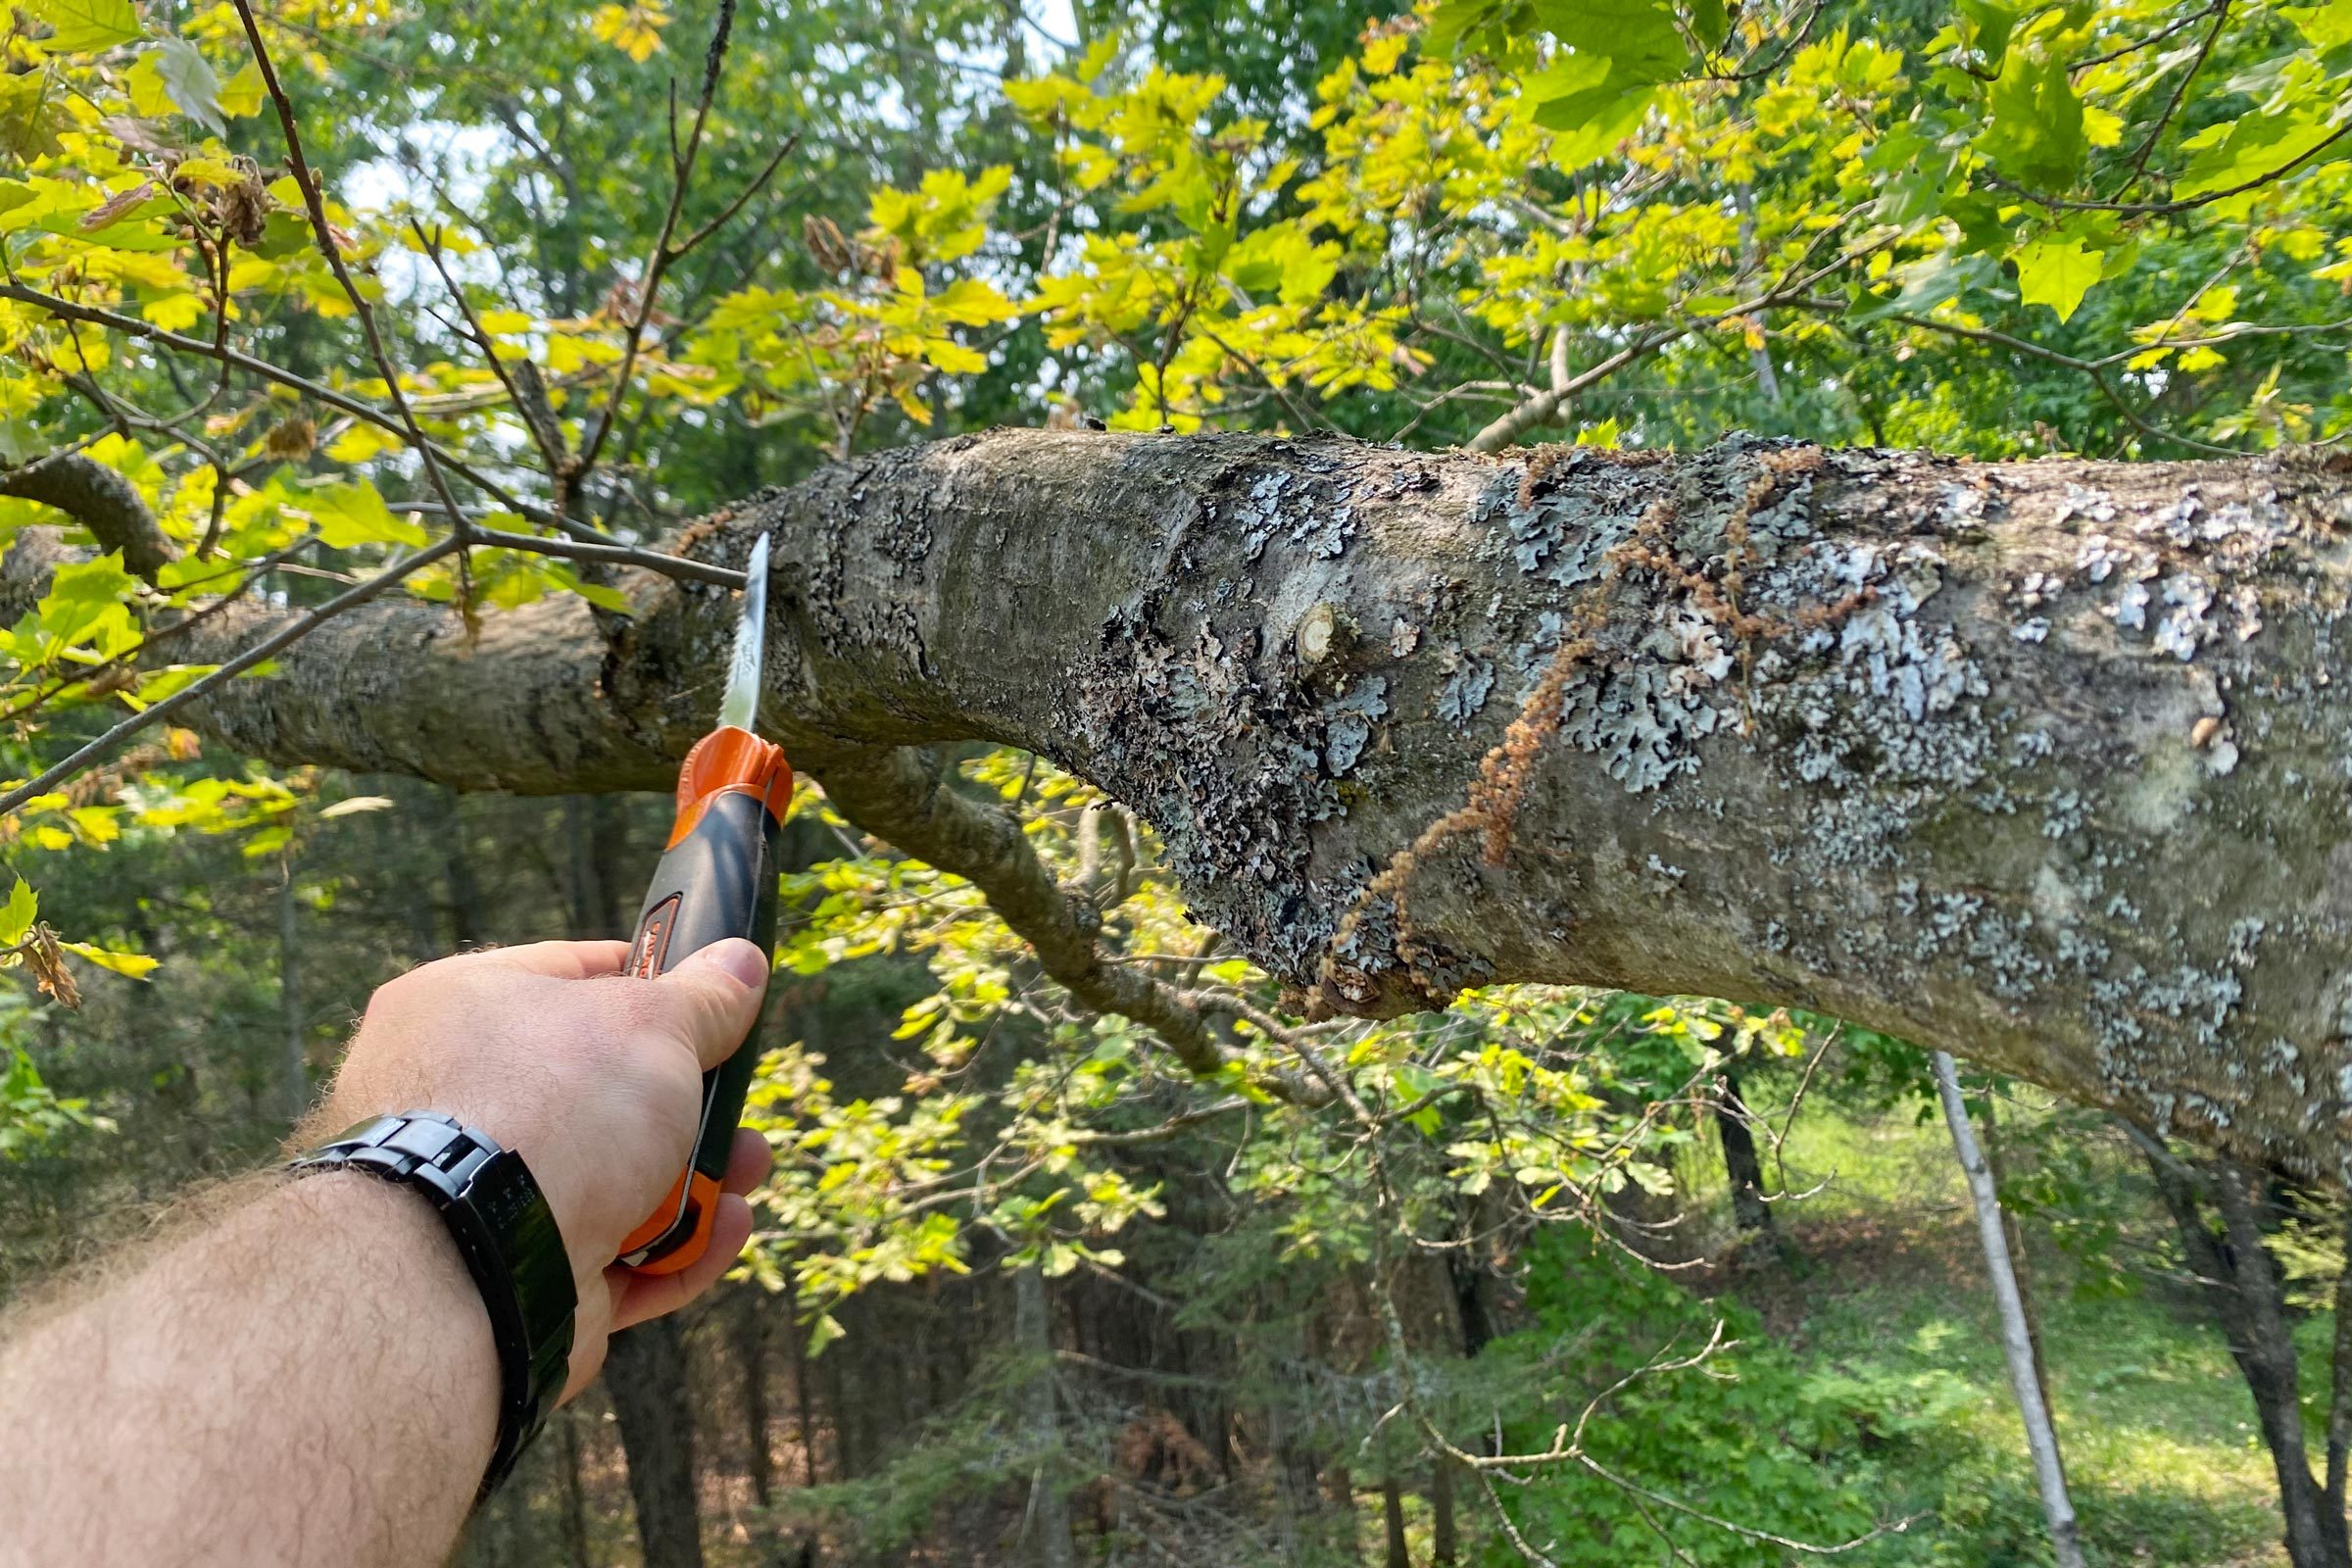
362, 966, 426, 1023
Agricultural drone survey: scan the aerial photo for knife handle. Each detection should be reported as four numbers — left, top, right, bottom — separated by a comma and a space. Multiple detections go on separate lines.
616, 726, 789, 1277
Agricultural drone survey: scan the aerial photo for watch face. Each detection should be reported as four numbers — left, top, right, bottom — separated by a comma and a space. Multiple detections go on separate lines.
480, 1150, 577, 1328
471, 1152, 537, 1231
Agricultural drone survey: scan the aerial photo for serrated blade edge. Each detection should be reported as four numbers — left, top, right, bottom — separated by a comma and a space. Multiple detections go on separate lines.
716, 532, 767, 732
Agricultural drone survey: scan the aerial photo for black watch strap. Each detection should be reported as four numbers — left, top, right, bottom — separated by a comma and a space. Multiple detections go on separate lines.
289, 1111, 577, 1498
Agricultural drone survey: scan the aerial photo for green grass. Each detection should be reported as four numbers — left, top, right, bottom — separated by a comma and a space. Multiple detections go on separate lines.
1706, 1098, 2291, 1568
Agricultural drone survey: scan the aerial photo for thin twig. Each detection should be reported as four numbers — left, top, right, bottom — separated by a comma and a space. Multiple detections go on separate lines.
1984, 114, 2352, 216
0, 536, 463, 818
0, 283, 578, 535
0, 536, 322, 727
1889, 312, 2247, 455
465, 525, 744, 589
230, 0, 473, 552
2109, 0, 2231, 200
573, 0, 740, 481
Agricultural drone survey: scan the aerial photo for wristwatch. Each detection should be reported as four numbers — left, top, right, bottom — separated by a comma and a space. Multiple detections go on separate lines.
288, 1111, 576, 1498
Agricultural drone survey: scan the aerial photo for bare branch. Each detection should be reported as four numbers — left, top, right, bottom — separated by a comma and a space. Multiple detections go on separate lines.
229, 0, 473, 551
0, 535, 463, 818
573, 0, 738, 482
797, 737, 1324, 1102
0, 452, 175, 581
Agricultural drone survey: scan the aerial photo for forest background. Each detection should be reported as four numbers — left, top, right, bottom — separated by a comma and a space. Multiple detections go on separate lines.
4, 0, 2352, 1563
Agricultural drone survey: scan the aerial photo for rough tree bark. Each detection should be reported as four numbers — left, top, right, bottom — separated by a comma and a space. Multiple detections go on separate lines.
96, 429, 2352, 1178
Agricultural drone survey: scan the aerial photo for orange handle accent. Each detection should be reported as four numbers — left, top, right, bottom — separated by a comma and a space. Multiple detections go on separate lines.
620, 1170, 724, 1276
665, 725, 791, 849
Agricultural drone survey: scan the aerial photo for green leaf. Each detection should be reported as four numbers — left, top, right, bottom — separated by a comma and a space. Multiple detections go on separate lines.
1532, 0, 1687, 79
0, 416, 39, 466
1956, 0, 2016, 70
2176, 110, 2346, 201
25, 0, 144, 52
34, 552, 138, 658
2013, 237, 2103, 321
1544, 84, 1656, 168
0, 880, 36, 948
1980, 52, 2086, 190
1517, 0, 1689, 161
309, 481, 429, 549
0, 73, 65, 163
148, 36, 224, 136
2285, 0, 2352, 51
572, 579, 629, 613
240, 822, 292, 858
115, 662, 219, 709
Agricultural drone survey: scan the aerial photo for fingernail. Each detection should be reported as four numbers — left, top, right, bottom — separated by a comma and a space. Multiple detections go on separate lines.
682, 938, 769, 992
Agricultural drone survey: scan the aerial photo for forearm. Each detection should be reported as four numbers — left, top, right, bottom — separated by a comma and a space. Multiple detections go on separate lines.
0, 938, 773, 1561
0, 1172, 497, 1567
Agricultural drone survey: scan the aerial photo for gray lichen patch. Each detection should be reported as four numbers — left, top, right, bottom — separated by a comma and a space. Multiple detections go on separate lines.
1041, 440, 1479, 995
2069, 481, 2294, 660
1559, 664, 1726, 792
1322, 675, 1390, 776
1435, 648, 1495, 731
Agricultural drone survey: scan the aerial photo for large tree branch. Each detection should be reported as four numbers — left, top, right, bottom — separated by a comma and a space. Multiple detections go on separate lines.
156, 427, 2352, 1180
794, 736, 1320, 1100
0, 453, 176, 581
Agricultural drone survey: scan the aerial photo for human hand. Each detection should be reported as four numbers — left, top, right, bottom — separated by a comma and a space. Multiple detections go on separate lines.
318, 938, 774, 1395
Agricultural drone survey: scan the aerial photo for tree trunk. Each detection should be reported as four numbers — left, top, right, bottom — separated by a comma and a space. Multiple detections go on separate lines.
788, 1294, 818, 1486
1014, 1264, 1076, 1568
2328, 1217, 2352, 1538
1978, 1085, 2058, 1423
380, 779, 442, 960
2132, 1130, 2351, 1568
734, 1289, 775, 1511
824, 1323, 856, 1481
1324, 1463, 1358, 1560
1382, 1474, 1409, 1568
605, 1317, 706, 1568
562, 795, 615, 942
276, 852, 305, 1125
1447, 1186, 1507, 1361
2215, 1166, 2351, 1568
1932, 1051, 2085, 1568
167, 431, 2352, 1179
431, 787, 490, 951
559, 1408, 593, 1568
1716, 1064, 1776, 1239
1430, 1456, 1457, 1566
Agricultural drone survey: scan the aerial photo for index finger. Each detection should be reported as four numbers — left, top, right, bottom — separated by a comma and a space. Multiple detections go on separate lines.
471, 939, 634, 980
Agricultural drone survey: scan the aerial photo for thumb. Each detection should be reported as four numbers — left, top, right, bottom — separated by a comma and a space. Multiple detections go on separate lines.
654, 939, 771, 1071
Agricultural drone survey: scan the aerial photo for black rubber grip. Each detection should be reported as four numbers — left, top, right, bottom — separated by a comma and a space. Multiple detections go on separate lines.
621, 789, 781, 1262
